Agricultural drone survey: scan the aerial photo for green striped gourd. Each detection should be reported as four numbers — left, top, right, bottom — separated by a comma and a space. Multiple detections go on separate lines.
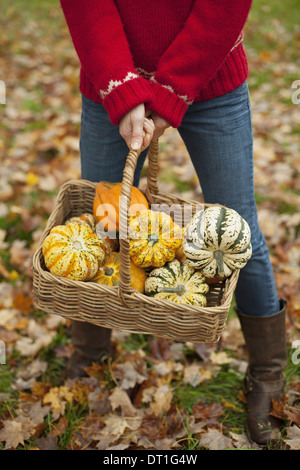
145, 259, 209, 306
182, 206, 252, 279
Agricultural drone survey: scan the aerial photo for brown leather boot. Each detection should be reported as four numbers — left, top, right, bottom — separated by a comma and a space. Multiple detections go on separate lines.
64, 320, 112, 379
236, 299, 287, 447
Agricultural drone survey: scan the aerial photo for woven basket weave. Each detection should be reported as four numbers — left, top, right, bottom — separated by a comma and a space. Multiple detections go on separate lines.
32, 141, 239, 343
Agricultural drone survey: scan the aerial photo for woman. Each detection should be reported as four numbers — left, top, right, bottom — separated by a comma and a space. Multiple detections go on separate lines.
60, 0, 287, 446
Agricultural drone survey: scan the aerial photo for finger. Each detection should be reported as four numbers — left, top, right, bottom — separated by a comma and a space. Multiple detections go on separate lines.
131, 117, 144, 150
143, 118, 154, 138
141, 132, 151, 151
142, 118, 155, 149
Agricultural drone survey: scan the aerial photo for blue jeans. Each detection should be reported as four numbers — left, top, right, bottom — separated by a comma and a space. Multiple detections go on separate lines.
80, 82, 280, 317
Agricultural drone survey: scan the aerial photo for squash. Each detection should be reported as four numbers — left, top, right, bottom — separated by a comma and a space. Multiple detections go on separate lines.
42, 222, 105, 281
128, 210, 182, 268
91, 252, 147, 293
95, 221, 119, 253
182, 206, 252, 279
65, 213, 96, 231
145, 259, 209, 306
93, 181, 149, 234
65, 215, 112, 256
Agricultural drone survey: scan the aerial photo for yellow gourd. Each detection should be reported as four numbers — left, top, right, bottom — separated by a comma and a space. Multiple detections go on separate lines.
42, 222, 105, 281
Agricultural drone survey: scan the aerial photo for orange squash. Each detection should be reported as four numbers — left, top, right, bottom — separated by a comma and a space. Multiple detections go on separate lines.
91, 252, 147, 293
93, 181, 149, 234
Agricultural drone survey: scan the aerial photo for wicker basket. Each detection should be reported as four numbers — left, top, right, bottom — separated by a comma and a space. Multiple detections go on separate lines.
32, 140, 239, 343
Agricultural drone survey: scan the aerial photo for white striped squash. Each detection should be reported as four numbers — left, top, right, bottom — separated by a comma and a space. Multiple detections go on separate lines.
145, 259, 209, 306
182, 206, 252, 279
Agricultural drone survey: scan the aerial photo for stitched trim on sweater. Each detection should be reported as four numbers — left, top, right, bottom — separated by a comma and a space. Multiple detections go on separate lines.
136, 68, 154, 78
150, 76, 193, 105
136, 69, 193, 104
230, 32, 244, 52
99, 71, 139, 99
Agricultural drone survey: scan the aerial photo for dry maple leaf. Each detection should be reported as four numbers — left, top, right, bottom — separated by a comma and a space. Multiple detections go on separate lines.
24, 400, 51, 425
192, 400, 224, 421
283, 425, 300, 450
198, 428, 233, 450
139, 414, 168, 440
43, 386, 73, 420
230, 431, 261, 450
116, 361, 147, 390
0, 417, 34, 450
150, 384, 172, 417
183, 363, 212, 387
109, 387, 139, 417
98, 415, 134, 439
270, 398, 300, 426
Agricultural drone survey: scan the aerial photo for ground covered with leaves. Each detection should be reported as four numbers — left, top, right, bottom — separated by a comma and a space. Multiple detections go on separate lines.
0, 0, 299, 451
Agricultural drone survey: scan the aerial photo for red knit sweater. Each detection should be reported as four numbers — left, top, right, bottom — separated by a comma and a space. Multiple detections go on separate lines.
60, 0, 252, 128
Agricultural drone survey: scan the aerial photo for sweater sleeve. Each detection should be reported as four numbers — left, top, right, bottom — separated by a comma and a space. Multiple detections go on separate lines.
148, 0, 252, 128
60, 0, 154, 124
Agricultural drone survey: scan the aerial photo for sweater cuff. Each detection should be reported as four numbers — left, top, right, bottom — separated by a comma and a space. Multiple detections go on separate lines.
147, 81, 189, 128
102, 77, 154, 125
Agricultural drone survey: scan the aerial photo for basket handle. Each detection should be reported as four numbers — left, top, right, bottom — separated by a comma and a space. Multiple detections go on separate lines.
118, 140, 160, 305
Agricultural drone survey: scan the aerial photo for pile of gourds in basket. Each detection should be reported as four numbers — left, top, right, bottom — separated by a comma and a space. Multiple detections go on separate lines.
32, 142, 252, 343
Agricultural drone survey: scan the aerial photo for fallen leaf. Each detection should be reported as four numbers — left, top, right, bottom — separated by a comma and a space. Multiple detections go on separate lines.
139, 414, 168, 440
26, 171, 39, 186
283, 425, 300, 450
230, 431, 261, 449
16, 358, 48, 381
210, 351, 234, 365
99, 414, 142, 439
16, 399, 50, 425
183, 363, 212, 387
0, 327, 20, 343
270, 398, 300, 426
149, 336, 172, 361
109, 387, 139, 417
0, 417, 34, 449
198, 429, 233, 450
9, 240, 32, 272
36, 435, 57, 450
150, 385, 172, 416
88, 388, 112, 415
96, 435, 118, 450
192, 400, 224, 426
43, 386, 73, 420
48, 416, 69, 437
15, 332, 56, 357
116, 361, 147, 390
